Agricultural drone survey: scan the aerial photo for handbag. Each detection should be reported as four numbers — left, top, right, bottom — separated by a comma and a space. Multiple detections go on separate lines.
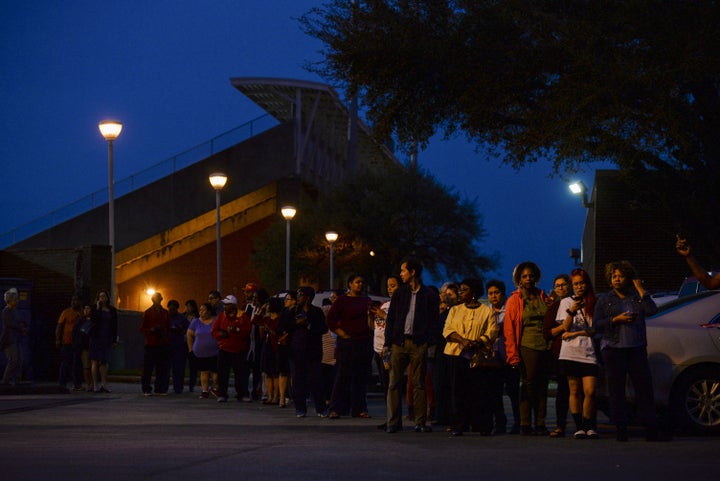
469, 347, 502, 369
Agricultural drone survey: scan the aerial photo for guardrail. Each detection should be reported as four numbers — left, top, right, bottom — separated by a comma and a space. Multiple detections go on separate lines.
0, 114, 278, 249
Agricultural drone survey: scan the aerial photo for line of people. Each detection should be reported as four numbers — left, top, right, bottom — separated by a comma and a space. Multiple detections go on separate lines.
44, 242, 710, 441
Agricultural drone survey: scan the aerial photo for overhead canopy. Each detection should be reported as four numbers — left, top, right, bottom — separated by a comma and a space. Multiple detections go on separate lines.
230, 77, 398, 171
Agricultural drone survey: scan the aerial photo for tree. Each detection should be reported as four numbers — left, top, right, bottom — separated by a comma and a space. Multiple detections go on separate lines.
249, 163, 496, 294
300, 1, 720, 260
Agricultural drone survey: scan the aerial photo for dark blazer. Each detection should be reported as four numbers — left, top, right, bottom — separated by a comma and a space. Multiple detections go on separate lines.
384, 284, 440, 348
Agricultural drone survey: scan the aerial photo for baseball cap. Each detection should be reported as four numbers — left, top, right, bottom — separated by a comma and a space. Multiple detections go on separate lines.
221, 295, 238, 305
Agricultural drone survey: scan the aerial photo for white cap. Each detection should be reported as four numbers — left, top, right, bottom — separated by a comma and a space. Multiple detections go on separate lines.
221, 295, 238, 305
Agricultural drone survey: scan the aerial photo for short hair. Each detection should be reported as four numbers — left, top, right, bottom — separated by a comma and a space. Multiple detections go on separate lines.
4, 288, 18, 303
256, 287, 270, 305
512, 261, 542, 287
460, 278, 485, 298
200, 302, 213, 314
486, 279, 506, 296
604, 260, 637, 285
208, 290, 221, 299
297, 286, 316, 301
268, 297, 284, 314
184, 299, 199, 315
401, 257, 423, 278
445, 283, 459, 295
167, 299, 180, 309
285, 291, 298, 302
346, 273, 364, 287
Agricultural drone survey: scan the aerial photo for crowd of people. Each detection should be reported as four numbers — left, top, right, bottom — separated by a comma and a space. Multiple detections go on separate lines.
4, 235, 717, 439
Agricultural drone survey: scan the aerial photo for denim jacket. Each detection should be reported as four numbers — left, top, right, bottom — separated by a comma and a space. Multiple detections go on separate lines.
594, 290, 658, 349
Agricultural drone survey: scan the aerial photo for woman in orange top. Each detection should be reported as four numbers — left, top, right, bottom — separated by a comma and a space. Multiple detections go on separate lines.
504, 261, 550, 435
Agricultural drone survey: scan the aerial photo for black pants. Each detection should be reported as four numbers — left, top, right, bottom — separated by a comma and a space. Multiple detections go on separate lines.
217, 349, 250, 399
449, 355, 495, 434
142, 345, 171, 394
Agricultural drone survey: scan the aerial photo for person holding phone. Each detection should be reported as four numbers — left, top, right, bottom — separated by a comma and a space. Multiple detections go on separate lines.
556, 268, 599, 439
594, 261, 668, 442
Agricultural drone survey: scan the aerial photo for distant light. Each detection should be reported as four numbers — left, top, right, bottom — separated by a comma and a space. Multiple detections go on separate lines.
146, 289, 155, 296
569, 181, 586, 195
281, 206, 297, 220
98, 120, 123, 141
325, 231, 338, 243
369, 251, 375, 257
209, 172, 228, 190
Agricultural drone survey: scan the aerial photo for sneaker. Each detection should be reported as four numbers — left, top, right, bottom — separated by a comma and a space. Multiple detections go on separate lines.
217, 396, 228, 403
296, 411, 307, 418
586, 429, 600, 439
198, 392, 210, 399
573, 430, 588, 439
240, 396, 252, 403
143, 392, 153, 397
155, 392, 169, 396
317, 411, 329, 418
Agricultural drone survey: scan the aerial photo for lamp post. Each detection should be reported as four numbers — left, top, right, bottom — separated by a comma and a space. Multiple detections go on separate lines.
209, 173, 228, 293
98, 120, 123, 305
325, 231, 338, 289
569, 180, 594, 208
281, 206, 297, 290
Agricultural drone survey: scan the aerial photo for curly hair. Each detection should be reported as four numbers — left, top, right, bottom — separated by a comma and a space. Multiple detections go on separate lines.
512, 261, 542, 287
604, 260, 637, 286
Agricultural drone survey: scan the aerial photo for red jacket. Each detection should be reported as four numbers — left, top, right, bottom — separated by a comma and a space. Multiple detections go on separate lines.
141, 305, 170, 346
503, 288, 548, 366
212, 311, 252, 353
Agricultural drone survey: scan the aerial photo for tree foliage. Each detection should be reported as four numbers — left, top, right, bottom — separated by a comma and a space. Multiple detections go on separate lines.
300, 1, 720, 259
250, 163, 496, 294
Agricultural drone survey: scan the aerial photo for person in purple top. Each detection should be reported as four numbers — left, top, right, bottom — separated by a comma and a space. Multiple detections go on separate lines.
187, 302, 219, 399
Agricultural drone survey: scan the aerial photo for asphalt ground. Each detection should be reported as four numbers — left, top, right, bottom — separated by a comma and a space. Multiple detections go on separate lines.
0, 381, 717, 481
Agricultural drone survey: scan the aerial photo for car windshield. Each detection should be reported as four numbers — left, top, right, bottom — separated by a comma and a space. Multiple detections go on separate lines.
652, 290, 720, 316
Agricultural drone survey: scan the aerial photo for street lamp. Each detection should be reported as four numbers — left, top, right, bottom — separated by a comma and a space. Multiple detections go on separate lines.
281, 206, 297, 290
209, 173, 228, 293
325, 231, 338, 289
98, 120, 123, 305
569, 180, 594, 208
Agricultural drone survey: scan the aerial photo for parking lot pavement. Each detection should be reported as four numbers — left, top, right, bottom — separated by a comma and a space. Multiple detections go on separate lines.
0, 383, 716, 481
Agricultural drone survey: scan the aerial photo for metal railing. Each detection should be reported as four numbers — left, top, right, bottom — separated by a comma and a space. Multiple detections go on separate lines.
0, 114, 278, 249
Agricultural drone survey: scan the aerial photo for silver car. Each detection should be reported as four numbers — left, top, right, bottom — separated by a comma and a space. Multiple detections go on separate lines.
646, 290, 720, 434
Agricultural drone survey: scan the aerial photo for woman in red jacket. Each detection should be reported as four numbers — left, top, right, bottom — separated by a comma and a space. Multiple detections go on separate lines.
504, 261, 551, 435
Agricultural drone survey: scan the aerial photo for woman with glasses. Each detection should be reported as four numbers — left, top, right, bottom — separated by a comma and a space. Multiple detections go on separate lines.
556, 268, 600, 439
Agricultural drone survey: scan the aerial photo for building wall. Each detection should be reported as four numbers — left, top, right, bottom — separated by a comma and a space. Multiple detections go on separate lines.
0, 246, 111, 380
583, 170, 688, 293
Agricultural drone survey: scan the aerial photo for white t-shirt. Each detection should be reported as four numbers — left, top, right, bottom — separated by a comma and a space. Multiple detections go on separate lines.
373, 300, 390, 354
556, 297, 597, 364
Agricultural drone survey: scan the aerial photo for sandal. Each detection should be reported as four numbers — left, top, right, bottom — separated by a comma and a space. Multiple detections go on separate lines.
328, 411, 340, 419
550, 427, 565, 438
354, 412, 372, 419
